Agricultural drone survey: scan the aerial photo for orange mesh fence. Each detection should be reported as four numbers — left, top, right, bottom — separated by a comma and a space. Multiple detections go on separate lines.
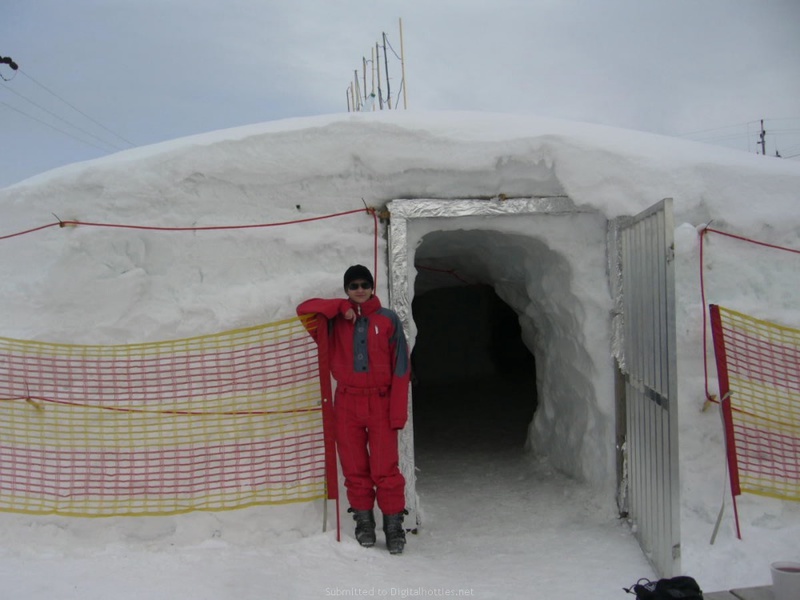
0, 316, 331, 517
710, 305, 800, 505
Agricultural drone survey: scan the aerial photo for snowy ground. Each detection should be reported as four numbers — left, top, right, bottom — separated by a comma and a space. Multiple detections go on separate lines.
0, 374, 657, 600
0, 464, 655, 600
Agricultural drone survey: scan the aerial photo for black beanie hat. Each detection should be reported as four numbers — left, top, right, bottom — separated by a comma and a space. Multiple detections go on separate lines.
343, 265, 374, 290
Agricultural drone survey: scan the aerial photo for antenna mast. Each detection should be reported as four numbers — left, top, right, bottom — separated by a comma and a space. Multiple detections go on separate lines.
376, 42, 383, 110
382, 32, 392, 109
399, 18, 408, 109
346, 21, 406, 111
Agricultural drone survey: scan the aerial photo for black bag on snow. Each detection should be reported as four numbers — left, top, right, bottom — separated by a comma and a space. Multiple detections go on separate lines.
624, 576, 703, 599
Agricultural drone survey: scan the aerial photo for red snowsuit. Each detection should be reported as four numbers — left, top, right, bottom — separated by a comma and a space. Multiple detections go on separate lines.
297, 295, 410, 514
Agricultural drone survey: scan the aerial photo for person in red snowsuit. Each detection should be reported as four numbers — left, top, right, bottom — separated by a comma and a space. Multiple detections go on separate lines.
296, 265, 410, 554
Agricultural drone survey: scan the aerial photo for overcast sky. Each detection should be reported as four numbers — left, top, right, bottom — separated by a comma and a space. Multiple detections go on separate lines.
2, 0, 799, 188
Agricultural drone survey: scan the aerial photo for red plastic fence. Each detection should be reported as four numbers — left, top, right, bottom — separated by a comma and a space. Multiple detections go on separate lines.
709, 304, 800, 537
0, 316, 337, 517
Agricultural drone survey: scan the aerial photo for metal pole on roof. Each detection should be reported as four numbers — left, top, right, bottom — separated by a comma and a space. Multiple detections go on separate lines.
399, 18, 408, 109
353, 70, 361, 111
382, 32, 392, 109
362, 57, 368, 106
371, 46, 376, 111
376, 42, 384, 110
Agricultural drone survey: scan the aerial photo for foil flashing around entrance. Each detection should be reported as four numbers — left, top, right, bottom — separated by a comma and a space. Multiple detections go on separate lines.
387, 196, 583, 312
388, 196, 578, 220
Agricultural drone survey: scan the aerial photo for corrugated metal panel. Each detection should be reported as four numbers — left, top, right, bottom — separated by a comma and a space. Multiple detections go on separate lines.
619, 198, 681, 577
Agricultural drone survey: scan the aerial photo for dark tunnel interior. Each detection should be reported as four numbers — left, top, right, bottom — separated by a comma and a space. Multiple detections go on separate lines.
410, 284, 537, 457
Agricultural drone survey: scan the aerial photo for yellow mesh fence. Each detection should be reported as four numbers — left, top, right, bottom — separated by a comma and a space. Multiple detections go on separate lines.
0, 316, 325, 517
711, 305, 800, 502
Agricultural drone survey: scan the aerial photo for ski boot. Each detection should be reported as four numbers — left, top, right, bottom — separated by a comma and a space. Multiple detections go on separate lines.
347, 508, 376, 547
383, 510, 408, 555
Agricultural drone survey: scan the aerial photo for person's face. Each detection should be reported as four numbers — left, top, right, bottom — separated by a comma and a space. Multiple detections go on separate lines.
346, 279, 373, 304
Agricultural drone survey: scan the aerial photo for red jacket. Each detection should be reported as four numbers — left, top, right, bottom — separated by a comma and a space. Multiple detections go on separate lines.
297, 295, 410, 429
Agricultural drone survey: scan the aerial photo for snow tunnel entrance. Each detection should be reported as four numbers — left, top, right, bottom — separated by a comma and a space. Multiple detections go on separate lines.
411, 284, 537, 454
387, 198, 617, 527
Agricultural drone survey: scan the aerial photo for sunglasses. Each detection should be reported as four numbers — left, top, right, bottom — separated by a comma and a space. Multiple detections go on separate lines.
347, 282, 373, 291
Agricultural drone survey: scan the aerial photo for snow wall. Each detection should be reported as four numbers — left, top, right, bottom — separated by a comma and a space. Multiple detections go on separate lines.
1, 111, 799, 553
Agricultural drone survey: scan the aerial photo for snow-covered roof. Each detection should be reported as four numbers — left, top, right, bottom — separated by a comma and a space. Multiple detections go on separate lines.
5, 111, 799, 232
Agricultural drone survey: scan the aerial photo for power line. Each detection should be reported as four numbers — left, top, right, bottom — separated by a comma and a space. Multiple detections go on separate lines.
678, 121, 754, 137
689, 132, 753, 144
1, 81, 125, 151
677, 117, 800, 159
0, 99, 113, 153
2, 54, 136, 154
20, 70, 135, 147
780, 143, 800, 157
679, 119, 800, 139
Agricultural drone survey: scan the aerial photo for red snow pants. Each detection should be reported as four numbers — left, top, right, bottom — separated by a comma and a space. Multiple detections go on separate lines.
334, 385, 406, 515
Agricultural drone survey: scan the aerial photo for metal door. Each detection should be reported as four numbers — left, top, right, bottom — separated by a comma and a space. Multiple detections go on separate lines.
618, 198, 681, 577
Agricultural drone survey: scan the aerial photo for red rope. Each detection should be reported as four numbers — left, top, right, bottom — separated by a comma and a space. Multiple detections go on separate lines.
1, 206, 380, 301
704, 227, 800, 255
700, 225, 800, 404
0, 208, 369, 240
62, 209, 367, 232
0, 222, 60, 241
0, 395, 321, 416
